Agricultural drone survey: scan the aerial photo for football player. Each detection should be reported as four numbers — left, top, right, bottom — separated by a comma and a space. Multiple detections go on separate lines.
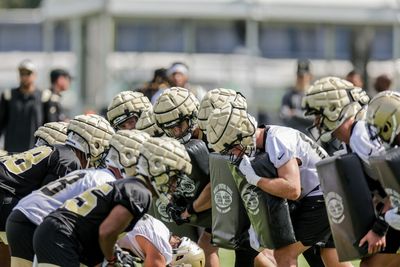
33, 121, 68, 147
0, 114, 114, 266
153, 87, 218, 267
302, 77, 400, 266
33, 137, 192, 267
6, 130, 149, 267
107, 91, 152, 130
206, 102, 352, 267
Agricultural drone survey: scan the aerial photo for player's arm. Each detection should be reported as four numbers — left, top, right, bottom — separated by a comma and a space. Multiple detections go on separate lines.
240, 156, 301, 200
99, 204, 133, 262
135, 235, 166, 267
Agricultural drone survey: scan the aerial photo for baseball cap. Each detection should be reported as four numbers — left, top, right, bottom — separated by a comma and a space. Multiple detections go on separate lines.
297, 59, 311, 75
18, 59, 36, 73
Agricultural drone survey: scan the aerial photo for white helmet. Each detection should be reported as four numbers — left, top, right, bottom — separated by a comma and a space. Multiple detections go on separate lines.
136, 109, 164, 137
366, 91, 400, 145
106, 130, 150, 178
107, 91, 152, 129
198, 88, 247, 132
136, 137, 192, 202
171, 237, 205, 267
66, 114, 115, 166
302, 76, 370, 142
153, 87, 199, 143
206, 103, 256, 155
34, 121, 68, 147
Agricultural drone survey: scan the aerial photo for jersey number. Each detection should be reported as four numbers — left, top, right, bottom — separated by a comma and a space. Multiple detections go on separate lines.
0, 146, 52, 175
63, 183, 113, 216
40, 172, 85, 196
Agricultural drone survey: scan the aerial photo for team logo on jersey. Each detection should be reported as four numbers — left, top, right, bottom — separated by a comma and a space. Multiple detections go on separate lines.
155, 198, 173, 223
385, 188, 400, 208
177, 175, 196, 198
241, 184, 259, 215
326, 192, 345, 224
213, 183, 232, 214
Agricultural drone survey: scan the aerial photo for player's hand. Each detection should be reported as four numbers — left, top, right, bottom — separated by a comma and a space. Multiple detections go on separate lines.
359, 230, 386, 254
166, 203, 190, 225
238, 155, 261, 186
101, 245, 136, 267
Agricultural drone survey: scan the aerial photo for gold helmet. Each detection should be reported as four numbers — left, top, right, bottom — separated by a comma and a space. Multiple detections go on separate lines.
136, 109, 164, 137
366, 91, 400, 145
302, 76, 370, 142
153, 87, 199, 143
136, 137, 192, 202
206, 103, 256, 155
198, 88, 247, 132
171, 237, 205, 267
106, 130, 150, 177
107, 91, 152, 129
34, 121, 68, 147
0, 150, 7, 157
66, 114, 115, 166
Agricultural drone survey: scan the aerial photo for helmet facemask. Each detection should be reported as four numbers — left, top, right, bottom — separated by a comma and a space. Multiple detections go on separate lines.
160, 116, 196, 144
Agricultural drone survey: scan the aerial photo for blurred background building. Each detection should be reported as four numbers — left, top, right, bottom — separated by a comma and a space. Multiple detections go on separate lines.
1, 0, 400, 122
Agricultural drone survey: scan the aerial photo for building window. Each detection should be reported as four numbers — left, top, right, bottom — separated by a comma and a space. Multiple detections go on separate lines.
54, 22, 70, 51
260, 25, 324, 59
195, 21, 244, 53
335, 27, 351, 60
115, 20, 184, 52
0, 23, 42, 51
371, 27, 392, 60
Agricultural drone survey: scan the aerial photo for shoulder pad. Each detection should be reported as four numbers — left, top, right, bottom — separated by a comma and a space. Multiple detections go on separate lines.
3, 89, 11, 101
41, 89, 52, 102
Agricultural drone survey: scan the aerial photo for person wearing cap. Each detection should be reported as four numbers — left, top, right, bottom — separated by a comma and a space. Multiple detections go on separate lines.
0, 60, 43, 153
151, 62, 207, 104
43, 68, 72, 122
280, 59, 314, 135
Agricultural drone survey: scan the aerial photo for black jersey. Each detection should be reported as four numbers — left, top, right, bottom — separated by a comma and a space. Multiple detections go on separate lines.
47, 178, 151, 265
0, 144, 81, 198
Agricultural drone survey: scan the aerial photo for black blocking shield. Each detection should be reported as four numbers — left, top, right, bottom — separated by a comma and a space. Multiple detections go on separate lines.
210, 153, 251, 249
231, 153, 296, 249
182, 139, 212, 228
369, 147, 400, 208
316, 153, 375, 261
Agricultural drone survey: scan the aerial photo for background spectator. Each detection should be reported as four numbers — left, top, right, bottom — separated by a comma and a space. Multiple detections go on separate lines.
374, 74, 391, 94
280, 59, 314, 135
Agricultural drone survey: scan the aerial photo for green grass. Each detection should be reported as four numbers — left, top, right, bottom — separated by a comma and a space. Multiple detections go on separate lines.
218, 248, 360, 267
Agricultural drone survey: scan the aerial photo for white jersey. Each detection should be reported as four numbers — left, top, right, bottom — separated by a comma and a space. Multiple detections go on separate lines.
265, 125, 329, 198
15, 168, 116, 225
118, 214, 172, 264
349, 120, 384, 163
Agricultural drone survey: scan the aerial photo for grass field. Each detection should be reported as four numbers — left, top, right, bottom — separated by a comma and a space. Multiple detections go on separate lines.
218, 248, 361, 267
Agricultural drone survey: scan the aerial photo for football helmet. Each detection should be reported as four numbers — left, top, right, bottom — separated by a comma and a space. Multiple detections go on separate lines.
153, 87, 199, 143
66, 114, 115, 166
106, 130, 150, 178
302, 76, 370, 142
136, 109, 164, 137
198, 88, 247, 133
34, 121, 68, 147
171, 237, 205, 267
107, 91, 152, 129
366, 91, 400, 145
206, 102, 256, 156
136, 137, 192, 203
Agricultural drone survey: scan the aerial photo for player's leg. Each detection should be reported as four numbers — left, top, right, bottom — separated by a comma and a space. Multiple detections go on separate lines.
6, 210, 37, 267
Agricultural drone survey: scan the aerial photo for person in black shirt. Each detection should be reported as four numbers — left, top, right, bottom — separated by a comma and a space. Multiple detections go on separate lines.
43, 68, 72, 123
0, 60, 64, 153
33, 136, 192, 267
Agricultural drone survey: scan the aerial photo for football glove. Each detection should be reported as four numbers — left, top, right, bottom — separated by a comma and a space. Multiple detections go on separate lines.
238, 155, 261, 186
166, 203, 190, 225
101, 244, 137, 267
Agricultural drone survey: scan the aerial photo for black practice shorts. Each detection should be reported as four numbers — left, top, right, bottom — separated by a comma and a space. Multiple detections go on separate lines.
33, 216, 81, 267
0, 190, 19, 231
381, 226, 400, 254
6, 210, 37, 261
290, 195, 332, 247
